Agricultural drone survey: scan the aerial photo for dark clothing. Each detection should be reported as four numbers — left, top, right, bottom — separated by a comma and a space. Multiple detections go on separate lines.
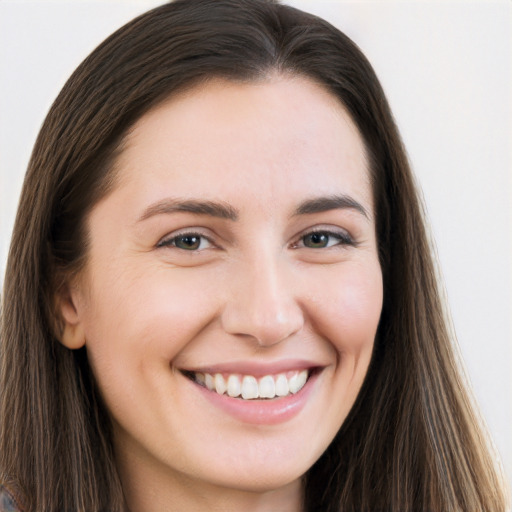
0, 483, 23, 512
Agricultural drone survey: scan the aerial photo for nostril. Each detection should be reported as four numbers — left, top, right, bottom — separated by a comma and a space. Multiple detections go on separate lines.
220, 265, 304, 345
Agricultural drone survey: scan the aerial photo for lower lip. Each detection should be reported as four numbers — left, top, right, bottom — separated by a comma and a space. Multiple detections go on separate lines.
186, 372, 320, 425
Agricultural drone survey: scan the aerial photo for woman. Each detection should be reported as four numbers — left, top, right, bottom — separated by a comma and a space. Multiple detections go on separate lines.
0, 0, 508, 510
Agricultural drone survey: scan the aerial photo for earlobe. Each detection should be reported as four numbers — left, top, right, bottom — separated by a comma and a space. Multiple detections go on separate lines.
55, 285, 86, 350
60, 321, 86, 350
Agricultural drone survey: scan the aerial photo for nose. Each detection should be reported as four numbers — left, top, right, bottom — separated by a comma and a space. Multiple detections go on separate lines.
221, 254, 304, 347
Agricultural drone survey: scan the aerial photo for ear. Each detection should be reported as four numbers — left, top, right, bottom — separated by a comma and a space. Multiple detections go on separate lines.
55, 284, 86, 350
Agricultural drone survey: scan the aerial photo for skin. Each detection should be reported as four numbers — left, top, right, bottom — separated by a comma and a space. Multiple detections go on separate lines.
58, 75, 383, 512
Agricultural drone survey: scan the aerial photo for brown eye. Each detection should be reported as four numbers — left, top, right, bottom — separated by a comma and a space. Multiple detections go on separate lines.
158, 232, 212, 251
299, 230, 354, 249
303, 232, 330, 248
175, 234, 201, 250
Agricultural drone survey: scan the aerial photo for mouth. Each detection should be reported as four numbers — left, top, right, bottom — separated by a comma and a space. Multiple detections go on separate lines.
178, 363, 323, 425
181, 368, 317, 400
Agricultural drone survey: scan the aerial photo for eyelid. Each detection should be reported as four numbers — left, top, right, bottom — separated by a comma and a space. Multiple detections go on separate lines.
291, 226, 356, 249
156, 228, 216, 250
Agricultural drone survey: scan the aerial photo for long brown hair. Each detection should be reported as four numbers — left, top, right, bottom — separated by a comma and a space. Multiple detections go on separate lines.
0, 1, 508, 510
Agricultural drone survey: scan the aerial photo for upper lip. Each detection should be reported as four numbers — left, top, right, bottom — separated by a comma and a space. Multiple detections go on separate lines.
179, 359, 324, 378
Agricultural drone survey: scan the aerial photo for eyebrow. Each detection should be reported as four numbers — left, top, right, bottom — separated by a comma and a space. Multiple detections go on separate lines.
138, 198, 239, 222
138, 194, 369, 223
294, 194, 370, 219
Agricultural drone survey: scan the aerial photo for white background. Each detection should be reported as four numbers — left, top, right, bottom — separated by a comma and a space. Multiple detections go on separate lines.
1, 0, 511, 490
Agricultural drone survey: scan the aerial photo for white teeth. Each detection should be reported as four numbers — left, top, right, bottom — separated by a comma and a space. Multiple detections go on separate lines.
258, 375, 276, 398
241, 376, 259, 399
227, 374, 241, 397
275, 374, 289, 396
214, 373, 227, 395
193, 370, 310, 400
204, 373, 214, 391
288, 369, 308, 393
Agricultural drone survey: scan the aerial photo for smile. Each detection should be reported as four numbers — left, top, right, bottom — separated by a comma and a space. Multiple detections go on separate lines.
190, 370, 310, 400
179, 364, 322, 425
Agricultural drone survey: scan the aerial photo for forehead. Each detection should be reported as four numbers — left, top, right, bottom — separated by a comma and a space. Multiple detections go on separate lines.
113, 75, 372, 217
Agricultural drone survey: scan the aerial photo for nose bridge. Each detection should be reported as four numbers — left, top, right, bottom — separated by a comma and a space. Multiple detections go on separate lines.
221, 247, 304, 346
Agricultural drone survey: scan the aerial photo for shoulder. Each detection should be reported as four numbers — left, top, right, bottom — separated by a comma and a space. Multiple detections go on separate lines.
0, 483, 24, 512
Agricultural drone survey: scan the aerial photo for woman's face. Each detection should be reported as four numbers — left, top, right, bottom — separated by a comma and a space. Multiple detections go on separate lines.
60, 76, 383, 500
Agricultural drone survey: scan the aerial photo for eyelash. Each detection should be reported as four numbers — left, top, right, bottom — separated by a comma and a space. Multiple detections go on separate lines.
157, 231, 214, 251
157, 228, 355, 252
292, 228, 356, 249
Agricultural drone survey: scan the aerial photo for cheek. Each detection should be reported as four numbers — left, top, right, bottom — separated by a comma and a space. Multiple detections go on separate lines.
310, 261, 383, 355
79, 266, 221, 377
